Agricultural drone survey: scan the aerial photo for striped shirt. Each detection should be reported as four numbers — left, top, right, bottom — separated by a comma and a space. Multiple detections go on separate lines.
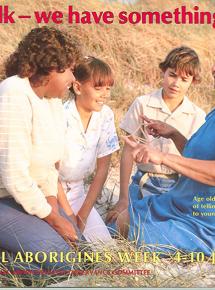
0, 75, 65, 218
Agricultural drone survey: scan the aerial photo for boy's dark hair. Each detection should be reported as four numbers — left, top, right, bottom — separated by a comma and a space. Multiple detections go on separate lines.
159, 46, 201, 83
74, 56, 114, 87
5, 26, 83, 85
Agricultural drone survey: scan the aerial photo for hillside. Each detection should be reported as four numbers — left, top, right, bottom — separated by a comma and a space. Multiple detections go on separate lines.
0, 0, 215, 121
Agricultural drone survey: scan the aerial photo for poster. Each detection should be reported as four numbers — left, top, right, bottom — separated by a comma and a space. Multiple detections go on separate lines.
0, 0, 215, 288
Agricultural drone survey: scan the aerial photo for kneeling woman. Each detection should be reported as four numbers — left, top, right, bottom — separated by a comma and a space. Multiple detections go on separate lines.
58, 57, 119, 243
122, 114, 215, 256
0, 26, 83, 271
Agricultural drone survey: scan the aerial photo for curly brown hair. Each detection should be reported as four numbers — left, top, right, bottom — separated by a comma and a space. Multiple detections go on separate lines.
5, 26, 83, 84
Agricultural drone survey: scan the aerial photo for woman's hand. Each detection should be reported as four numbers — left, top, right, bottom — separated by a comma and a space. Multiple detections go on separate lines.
69, 213, 78, 225
106, 199, 128, 224
43, 210, 78, 242
123, 136, 165, 165
140, 115, 178, 139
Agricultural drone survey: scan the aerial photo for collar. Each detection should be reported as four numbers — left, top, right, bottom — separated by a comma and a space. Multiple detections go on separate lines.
64, 98, 80, 120
147, 88, 163, 109
64, 99, 85, 133
64, 98, 100, 134
147, 88, 196, 115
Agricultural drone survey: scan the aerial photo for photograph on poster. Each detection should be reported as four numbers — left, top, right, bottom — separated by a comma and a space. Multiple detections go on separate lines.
0, 0, 215, 288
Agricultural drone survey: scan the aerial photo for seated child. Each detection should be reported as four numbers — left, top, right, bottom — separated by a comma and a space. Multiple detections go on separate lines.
106, 46, 206, 235
58, 56, 119, 243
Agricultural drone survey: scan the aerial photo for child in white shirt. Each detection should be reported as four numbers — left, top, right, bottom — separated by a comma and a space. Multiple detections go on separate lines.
58, 56, 119, 244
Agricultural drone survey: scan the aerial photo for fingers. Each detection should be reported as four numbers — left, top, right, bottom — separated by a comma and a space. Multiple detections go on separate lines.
106, 210, 119, 224
139, 115, 158, 136
123, 135, 151, 164
61, 218, 78, 242
133, 147, 150, 164
145, 124, 156, 136
139, 115, 153, 123
132, 143, 152, 163
65, 226, 78, 242
62, 232, 78, 243
140, 115, 164, 136
135, 151, 144, 163
105, 212, 112, 223
122, 136, 137, 148
65, 232, 78, 243
146, 125, 160, 138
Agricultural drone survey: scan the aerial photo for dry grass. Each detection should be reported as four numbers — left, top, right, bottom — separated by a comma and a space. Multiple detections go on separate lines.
1, 240, 215, 287
1, 0, 215, 165
1, 165, 214, 288
1, 0, 215, 117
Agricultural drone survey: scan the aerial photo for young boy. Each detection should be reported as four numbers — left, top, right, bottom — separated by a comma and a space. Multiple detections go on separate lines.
106, 46, 206, 227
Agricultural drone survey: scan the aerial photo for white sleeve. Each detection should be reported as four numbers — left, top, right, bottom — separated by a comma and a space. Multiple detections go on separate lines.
97, 108, 120, 158
120, 97, 144, 135
0, 95, 52, 218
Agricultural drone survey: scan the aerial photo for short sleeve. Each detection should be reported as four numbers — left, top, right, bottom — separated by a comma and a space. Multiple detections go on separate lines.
97, 107, 120, 158
120, 97, 144, 135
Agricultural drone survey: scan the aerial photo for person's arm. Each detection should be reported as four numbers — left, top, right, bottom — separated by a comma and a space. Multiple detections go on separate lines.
170, 130, 187, 154
0, 94, 52, 218
42, 205, 78, 242
57, 180, 77, 224
77, 154, 111, 232
46, 196, 59, 213
106, 142, 133, 224
162, 154, 215, 186
0, 94, 77, 242
44, 183, 78, 242
141, 115, 187, 153
124, 137, 215, 186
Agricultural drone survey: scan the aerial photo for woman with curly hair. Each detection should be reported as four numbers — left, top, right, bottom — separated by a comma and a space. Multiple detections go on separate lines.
0, 26, 83, 271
